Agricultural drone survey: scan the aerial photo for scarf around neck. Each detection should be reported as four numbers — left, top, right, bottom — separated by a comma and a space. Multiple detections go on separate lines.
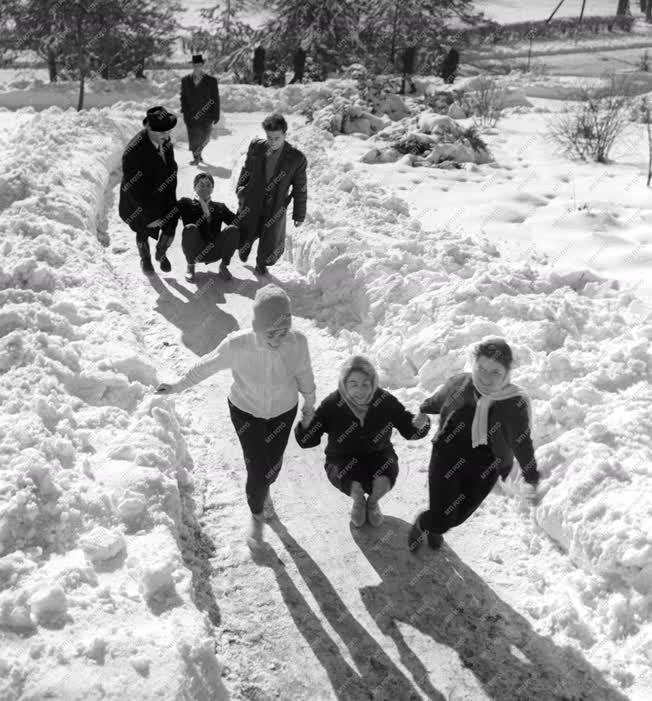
470, 367, 532, 448
338, 356, 379, 426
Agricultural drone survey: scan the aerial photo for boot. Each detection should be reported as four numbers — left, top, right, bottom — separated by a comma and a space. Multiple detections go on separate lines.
185, 263, 196, 283
155, 235, 173, 273
254, 263, 268, 276
366, 499, 384, 527
408, 513, 443, 553
238, 246, 250, 263
137, 240, 154, 274
246, 512, 265, 548
219, 262, 233, 281
350, 482, 367, 528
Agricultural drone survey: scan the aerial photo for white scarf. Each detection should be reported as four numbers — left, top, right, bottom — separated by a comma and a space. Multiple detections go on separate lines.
197, 197, 211, 222
470, 367, 532, 448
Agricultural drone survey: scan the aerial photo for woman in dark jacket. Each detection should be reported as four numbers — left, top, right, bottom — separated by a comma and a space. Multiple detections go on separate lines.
296, 355, 431, 528
408, 337, 540, 552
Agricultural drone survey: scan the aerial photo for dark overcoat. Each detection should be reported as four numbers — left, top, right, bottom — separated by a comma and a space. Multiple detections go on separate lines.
235, 138, 308, 249
118, 130, 178, 235
180, 74, 220, 126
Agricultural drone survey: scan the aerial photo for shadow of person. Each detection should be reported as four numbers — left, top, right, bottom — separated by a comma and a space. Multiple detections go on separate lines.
197, 163, 232, 179
352, 517, 629, 701
146, 274, 238, 356
264, 519, 439, 701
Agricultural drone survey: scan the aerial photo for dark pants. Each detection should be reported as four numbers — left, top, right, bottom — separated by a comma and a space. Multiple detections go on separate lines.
419, 443, 498, 535
186, 120, 212, 158
135, 220, 176, 253
239, 209, 286, 268
228, 400, 298, 515
289, 70, 304, 84
325, 449, 399, 496
182, 224, 239, 266
253, 70, 264, 85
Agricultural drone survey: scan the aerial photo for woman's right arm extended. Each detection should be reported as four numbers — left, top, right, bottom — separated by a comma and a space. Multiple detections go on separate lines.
156, 337, 233, 394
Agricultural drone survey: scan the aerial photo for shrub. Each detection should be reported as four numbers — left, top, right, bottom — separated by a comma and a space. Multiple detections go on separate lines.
548, 76, 635, 163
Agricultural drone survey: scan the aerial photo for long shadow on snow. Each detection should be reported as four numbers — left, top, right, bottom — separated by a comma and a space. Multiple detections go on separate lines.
352, 517, 629, 701
256, 518, 436, 701
146, 274, 240, 356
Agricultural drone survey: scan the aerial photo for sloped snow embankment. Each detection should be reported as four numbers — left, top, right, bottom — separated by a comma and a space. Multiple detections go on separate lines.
249, 123, 652, 691
0, 108, 228, 700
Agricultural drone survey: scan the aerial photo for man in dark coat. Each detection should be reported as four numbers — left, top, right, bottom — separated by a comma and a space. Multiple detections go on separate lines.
177, 172, 240, 283
180, 54, 220, 165
253, 45, 265, 85
290, 44, 307, 84
441, 46, 460, 84
118, 106, 178, 274
235, 112, 307, 276
400, 46, 418, 95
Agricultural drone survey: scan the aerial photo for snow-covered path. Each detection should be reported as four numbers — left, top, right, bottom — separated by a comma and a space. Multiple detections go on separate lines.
104, 115, 634, 700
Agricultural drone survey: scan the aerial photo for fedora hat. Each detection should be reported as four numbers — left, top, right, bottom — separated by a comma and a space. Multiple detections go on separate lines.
142, 106, 177, 131
191, 54, 204, 64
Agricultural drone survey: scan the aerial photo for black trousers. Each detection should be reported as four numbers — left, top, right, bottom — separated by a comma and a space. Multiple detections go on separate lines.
325, 449, 399, 496
228, 400, 298, 515
239, 210, 286, 268
135, 220, 176, 248
419, 442, 498, 535
186, 120, 212, 157
182, 224, 239, 266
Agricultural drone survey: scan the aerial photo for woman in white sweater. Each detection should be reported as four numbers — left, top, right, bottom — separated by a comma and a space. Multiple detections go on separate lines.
156, 284, 316, 547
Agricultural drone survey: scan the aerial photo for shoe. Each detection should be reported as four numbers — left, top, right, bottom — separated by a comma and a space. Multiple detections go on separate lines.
350, 492, 367, 528
367, 500, 384, 527
219, 262, 233, 281
159, 255, 171, 273
238, 247, 250, 263
140, 257, 155, 274
254, 263, 268, 276
408, 514, 443, 552
246, 513, 265, 549
185, 264, 196, 283
263, 493, 276, 520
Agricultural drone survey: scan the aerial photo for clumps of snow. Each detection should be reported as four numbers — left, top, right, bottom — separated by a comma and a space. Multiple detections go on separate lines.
282, 122, 652, 688
0, 109, 228, 700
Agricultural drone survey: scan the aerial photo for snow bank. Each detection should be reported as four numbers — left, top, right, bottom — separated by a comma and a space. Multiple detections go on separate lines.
274, 123, 652, 676
0, 108, 228, 700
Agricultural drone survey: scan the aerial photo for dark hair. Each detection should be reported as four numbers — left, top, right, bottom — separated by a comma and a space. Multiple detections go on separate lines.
262, 112, 288, 133
193, 172, 214, 187
474, 338, 513, 371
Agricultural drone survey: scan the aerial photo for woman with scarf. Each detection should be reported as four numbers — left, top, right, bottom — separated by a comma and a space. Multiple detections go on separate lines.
295, 355, 431, 527
408, 337, 540, 552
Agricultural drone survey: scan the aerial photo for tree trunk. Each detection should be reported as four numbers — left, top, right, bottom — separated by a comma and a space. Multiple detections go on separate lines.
47, 46, 57, 83
616, 0, 630, 15
389, 0, 401, 66
101, 64, 109, 79
648, 2, 652, 20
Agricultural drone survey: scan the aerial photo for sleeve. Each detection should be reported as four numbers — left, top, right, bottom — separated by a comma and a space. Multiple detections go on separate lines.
294, 400, 328, 449
212, 79, 220, 122
236, 141, 256, 193
511, 397, 539, 485
173, 336, 234, 392
219, 203, 236, 226
419, 376, 459, 415
290, 152, 308, 222
180, 77, 188, 117
176, 198, 192, 226
295, 335, 316, 409
390, 395, 431, 440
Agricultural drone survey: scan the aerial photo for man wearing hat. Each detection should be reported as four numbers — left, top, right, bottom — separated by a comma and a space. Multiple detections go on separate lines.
118, 106, 179, 274
180, 54, 220, 165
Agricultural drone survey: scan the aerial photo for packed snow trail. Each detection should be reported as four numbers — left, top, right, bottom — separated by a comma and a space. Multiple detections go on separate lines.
106, 113, 631, 700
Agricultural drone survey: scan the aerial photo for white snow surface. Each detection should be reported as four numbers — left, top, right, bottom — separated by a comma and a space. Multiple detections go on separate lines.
0, 74, 651, 699
0, 108, 228, 699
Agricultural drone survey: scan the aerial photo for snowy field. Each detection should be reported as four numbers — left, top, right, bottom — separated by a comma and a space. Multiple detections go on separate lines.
0, 71, 651, 700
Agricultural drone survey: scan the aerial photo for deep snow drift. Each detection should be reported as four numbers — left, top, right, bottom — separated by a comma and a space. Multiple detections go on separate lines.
0, 71, 650, 699
0, 109, 228, 699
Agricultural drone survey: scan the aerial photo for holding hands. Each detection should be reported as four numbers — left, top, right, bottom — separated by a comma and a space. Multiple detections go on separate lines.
412, 412, 430, 431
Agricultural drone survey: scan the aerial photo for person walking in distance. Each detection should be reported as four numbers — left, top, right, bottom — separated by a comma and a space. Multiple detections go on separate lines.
253, 44, 266, 86
296, 355, 430, 528
235, 113, 307, 276
177, 172, 241, 283
400, 46, 418, 95
408, 337, 541, 553
290, 42, 307, 84
440, 46, 460, 84
156, 284, 316, 548
118, 106, 178, 274
180, 54, 220, 165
